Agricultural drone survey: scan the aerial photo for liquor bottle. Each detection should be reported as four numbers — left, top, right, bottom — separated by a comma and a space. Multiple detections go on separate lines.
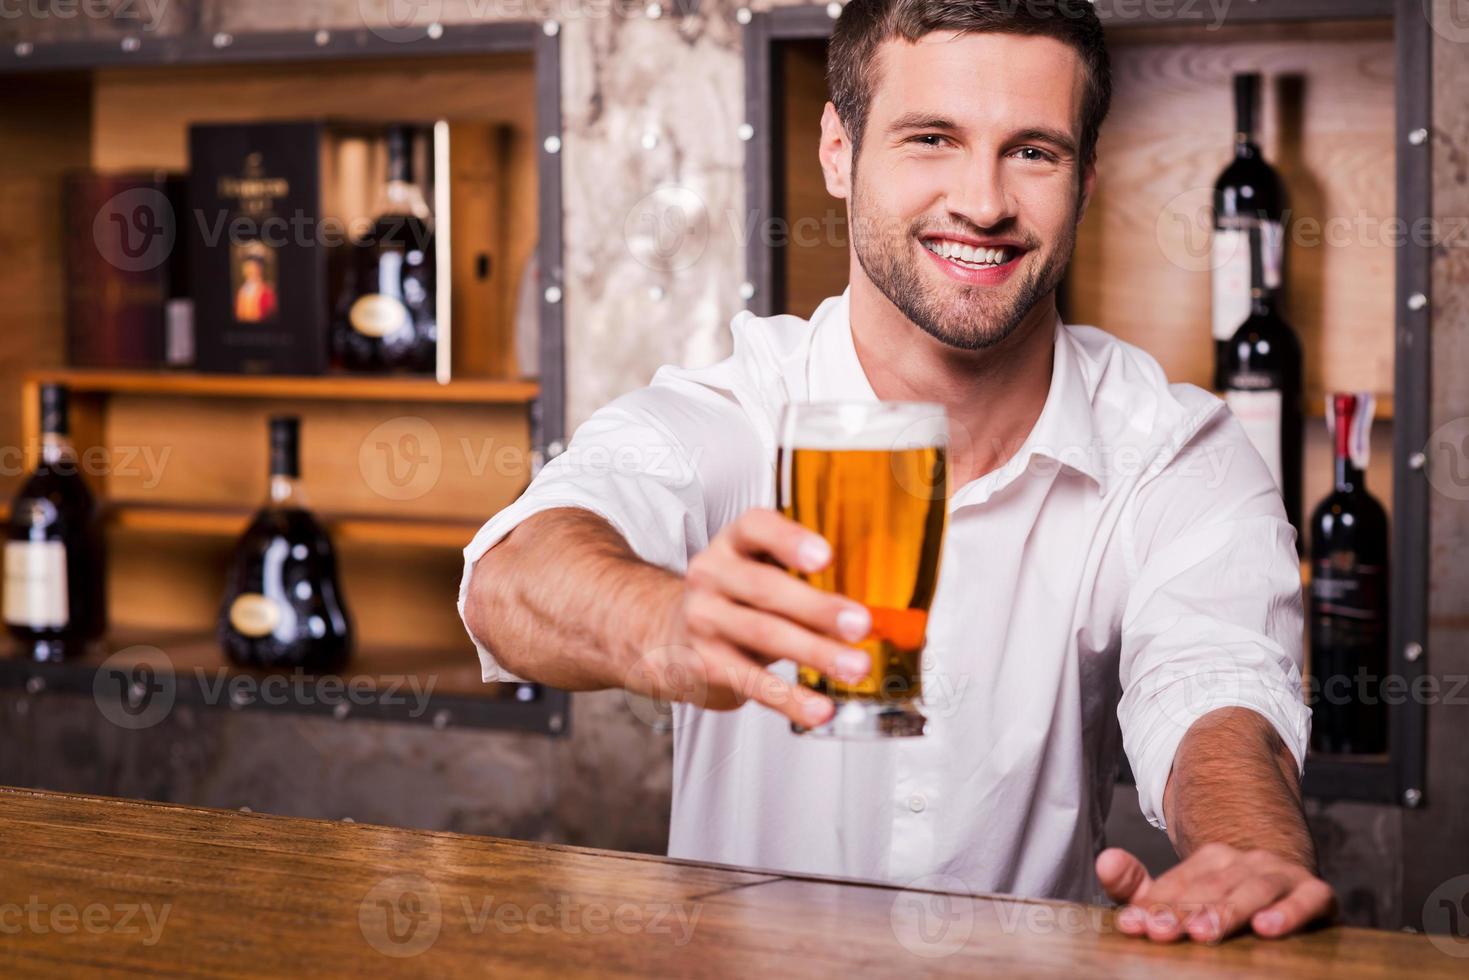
3, 384, 107, 662
1212, 73, 1286, 390
1222, 226, 1303, 541
331, 126, 437, 373
218, 417, 352, 671
1309, 394, 1389, 755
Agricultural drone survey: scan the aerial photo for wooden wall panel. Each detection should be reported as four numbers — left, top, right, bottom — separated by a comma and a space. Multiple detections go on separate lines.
0, 76, 91, 502
781, 40, 849, 321
1072, 24, 1396, 406
100, 396, 531, 521
88, 55, 536, 170
108, 530, 473, 652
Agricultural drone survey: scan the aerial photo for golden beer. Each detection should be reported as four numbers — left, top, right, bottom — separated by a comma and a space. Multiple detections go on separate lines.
778, 402, 949, 738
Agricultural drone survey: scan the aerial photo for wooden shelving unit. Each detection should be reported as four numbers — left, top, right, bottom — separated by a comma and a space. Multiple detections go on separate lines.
0, 23, 569, 733
742, 0, 1431, 806
26, 370, 541, 406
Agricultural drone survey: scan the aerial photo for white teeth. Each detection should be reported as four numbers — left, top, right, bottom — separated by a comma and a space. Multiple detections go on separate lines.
923, 239, 1009, 268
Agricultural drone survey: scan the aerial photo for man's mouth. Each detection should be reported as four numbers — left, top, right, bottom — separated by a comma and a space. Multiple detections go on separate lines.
919, 238, 1018, 270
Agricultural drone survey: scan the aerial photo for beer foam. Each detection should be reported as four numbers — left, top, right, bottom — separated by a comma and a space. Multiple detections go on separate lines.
779, 401, 948, 450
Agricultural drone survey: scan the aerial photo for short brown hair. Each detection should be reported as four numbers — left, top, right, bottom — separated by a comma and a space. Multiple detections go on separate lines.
827, 0, 1112, 165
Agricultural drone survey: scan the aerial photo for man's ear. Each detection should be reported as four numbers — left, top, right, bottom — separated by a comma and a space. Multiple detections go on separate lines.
819, 101, 853, 200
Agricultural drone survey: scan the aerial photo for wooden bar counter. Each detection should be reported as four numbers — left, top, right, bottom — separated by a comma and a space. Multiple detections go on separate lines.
0, 786, 1456, 977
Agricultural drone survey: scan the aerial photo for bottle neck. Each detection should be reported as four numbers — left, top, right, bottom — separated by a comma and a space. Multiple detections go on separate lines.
1335, 456, 1362, 494
381, 178, 431, 220
268, 473, 305, 507
40, 431, 74, 467
1250, 287, 1274, 318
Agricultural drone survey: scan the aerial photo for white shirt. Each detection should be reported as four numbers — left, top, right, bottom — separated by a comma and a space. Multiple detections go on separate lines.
458, 290, 1310, 903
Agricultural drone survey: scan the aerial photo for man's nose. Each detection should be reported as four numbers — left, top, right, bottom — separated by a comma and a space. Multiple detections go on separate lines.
946, 156, 1016, 230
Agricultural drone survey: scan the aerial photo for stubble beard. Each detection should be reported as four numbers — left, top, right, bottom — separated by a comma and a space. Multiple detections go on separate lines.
849, 174, 1079, 353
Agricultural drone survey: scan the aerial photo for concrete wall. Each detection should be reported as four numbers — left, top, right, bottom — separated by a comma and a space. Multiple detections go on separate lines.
2, 0, 1466, 933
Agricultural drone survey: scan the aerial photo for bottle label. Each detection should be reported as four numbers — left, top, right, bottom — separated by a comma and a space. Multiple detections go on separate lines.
1312, 558, 1386, 622
229, 592, 282, 638
3, 540, 69, 628
1211, 220, 1283, 343
349, 294, 409, 338
1226, 388, 1284, 492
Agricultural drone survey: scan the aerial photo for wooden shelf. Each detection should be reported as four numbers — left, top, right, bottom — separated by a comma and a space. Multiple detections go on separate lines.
25, 369, 539, 406
109, 504, 481, 549
0, 627, 567, 732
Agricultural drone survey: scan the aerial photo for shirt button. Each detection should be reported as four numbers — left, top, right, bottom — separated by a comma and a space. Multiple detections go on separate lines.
907, 793, 927, 813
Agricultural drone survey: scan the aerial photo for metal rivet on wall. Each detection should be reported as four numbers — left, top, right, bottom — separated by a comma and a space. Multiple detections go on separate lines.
1404, 642, 1423, 662
737, 123, 755, 142
121, 36, 140, 52
827, 1, 844, 18
1408, 292, 1428, 312
547, 439, 566, 458
432, 710, 451, 730
549, 713, 565, 733
739, 281, 756, 301
543, 20, 560, 36
1403, 788, 1423, 808
24, 676, 44, 696
427, 22, 444, 40
1408, 127, 1429, 146
314, 30, 331, 46
212, 32, 233, 49
1408, 451, 1426, 471
14, 41, 33, 57
333, 702, 351, 721
543, 135, 562, 154
736, 7, 752, 24
544, 285, 563, 304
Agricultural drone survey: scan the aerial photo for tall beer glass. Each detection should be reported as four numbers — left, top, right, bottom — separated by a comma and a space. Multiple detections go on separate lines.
777, 401, 949, 738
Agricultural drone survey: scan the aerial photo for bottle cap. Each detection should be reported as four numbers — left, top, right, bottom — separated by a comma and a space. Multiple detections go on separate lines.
1326, 392, 1375, 470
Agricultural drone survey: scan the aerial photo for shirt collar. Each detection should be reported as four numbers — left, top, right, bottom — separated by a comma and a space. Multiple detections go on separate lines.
806, 289, 1107, 498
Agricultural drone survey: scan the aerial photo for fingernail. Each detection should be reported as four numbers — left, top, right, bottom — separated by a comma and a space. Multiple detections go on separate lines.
797, 536, 831, 572
1189, 910, 1220, 941
1117, 907, 1144, 931
835, 650, 870, 681
1150, 909, 1177, 931
802, 695, 832, 725
836, 606, 871, 642
1255, 910, 1284, 933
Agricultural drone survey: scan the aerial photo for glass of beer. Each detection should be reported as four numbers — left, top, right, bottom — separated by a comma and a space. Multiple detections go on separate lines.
777, 401, 949, 738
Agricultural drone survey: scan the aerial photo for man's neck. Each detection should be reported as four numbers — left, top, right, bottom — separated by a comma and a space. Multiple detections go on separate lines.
847, 273, 1058, 488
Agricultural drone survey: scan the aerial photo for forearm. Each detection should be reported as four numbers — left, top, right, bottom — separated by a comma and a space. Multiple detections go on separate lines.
1161, 706, 1315, 871
464, 508, 683, 690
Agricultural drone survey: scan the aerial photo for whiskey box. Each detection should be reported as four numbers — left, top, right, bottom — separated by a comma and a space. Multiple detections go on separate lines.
188, 121, 328, 374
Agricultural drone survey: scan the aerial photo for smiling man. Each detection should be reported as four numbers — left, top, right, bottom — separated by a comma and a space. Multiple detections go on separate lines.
459, 0, 1333, 945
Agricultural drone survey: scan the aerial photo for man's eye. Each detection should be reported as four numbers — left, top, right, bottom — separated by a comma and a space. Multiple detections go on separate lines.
1014, 146, 1054, 162
911, 134, 951, 148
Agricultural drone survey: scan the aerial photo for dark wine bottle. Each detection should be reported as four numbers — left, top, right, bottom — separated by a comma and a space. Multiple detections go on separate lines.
3, 384, 107, 662
1223, 225, 1303, 542
218, 416, 352, 671
1309, 393, 1389, 755
331, 126, 437, 374
1213, 73, 1286, 390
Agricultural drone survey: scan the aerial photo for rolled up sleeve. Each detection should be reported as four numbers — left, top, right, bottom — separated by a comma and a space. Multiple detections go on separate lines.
457, 374, 768, 682
1117, 410, 1311, 831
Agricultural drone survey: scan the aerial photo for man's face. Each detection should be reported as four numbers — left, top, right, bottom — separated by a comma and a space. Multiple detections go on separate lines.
824, 31, 1094, 350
